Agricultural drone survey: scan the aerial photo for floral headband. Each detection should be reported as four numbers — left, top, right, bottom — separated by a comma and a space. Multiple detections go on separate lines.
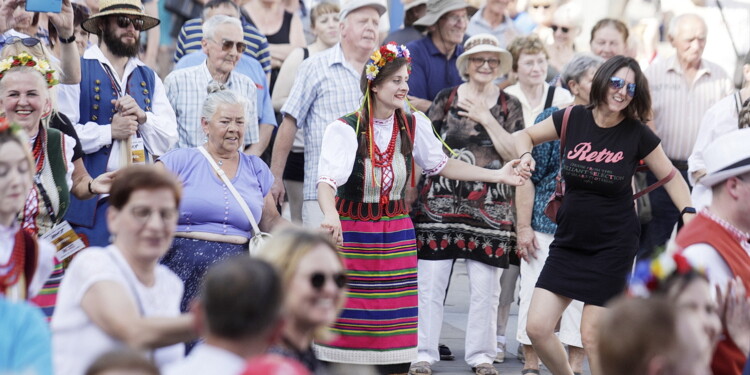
0, 52, 58, 88
365, 42, 412, 81
628, 252, 700, 298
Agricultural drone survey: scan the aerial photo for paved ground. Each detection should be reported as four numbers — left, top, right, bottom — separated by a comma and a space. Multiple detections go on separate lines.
429, 260, 590, 375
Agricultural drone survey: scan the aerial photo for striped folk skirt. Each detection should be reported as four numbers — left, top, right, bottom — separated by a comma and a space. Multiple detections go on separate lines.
315, 214, 418, 365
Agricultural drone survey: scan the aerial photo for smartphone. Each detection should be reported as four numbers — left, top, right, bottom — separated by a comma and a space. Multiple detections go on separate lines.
26, 0, 63, 13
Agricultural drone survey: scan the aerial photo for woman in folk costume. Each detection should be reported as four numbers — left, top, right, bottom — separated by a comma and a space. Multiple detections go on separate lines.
316, 42, 529, 374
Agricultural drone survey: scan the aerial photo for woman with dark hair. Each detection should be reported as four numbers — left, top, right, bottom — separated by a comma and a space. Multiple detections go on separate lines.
316, 42, 527, 374
513, 55, 694, 374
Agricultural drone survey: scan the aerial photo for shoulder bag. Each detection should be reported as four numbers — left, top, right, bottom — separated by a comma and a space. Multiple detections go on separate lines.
198, 146, 271, 256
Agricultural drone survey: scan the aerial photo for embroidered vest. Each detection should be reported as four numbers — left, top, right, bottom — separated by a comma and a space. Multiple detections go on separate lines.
65, 59, 156, 228
676, 212, 750, 375
335, 112, 415, 221
31, 127, 69, 235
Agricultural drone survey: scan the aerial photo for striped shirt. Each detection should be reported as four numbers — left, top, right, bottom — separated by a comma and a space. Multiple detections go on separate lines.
645, 55, 733, 161
173, 18, 272, 74
281, 43, 363, 200
164, 62, 258, 149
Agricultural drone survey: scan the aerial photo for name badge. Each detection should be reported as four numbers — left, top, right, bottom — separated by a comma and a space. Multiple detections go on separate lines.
132, 136, 146, 164
41, 221, 86, 261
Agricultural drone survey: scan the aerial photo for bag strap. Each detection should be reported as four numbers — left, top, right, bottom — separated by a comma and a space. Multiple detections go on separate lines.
444, 86, 459, 114
198, 146, 262, 236
559, 106, 573, 161
633, 167, 677, 200
544, 86, 555, 110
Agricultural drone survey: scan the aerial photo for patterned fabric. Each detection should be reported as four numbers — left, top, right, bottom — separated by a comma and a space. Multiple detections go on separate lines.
315, 214, 418, 365
281, 44, 363, 200
530, 107, 561, 234
23, 128, 69, 236
412, 87, 524, 267
174, 17, 272, 73
164, 63, 259, 149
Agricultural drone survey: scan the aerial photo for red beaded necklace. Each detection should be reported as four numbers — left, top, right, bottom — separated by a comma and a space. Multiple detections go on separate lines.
0, 233, 27, 295
31, 128, 45, 173
371, 115, 399, 168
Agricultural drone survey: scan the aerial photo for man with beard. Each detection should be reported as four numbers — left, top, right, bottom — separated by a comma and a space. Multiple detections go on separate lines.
58, 0, 178, 247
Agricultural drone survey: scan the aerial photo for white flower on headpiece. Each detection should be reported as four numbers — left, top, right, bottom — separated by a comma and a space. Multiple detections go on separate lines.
386, 43, 397, 54
0, 60, 11, 72
37, 60, 50, 71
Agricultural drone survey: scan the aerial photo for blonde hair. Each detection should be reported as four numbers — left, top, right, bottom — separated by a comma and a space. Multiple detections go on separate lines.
0, 43, 60, 114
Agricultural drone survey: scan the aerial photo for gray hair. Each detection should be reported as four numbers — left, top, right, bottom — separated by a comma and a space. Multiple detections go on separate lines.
202, 83, 249, 120
667, 13, 706, 39
561, 53, 604, 85
203, 15, 243, 41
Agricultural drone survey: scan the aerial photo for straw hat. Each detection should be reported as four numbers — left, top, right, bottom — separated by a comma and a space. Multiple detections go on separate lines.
82, 0, 160, 34
413, 0, 469, 28
456, 34, 512, 79
700, 128, 750, 186
339, 0, 387, 20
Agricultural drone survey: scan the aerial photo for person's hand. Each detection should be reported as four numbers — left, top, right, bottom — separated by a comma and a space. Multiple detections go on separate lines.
320, 214, 343, 246
47, 0, 74, 40
0, 0, 23, 33
110, 112, 138, 140
89, 170, 119, 195
404, 184, 418, 213
112, 96, 147, 125
456, 96, 494, 127
518, 152, 536, 175
270, 178, 286, 207
516, 226, 539, 262
721, 277, 750, 355
493, 159, 528, 186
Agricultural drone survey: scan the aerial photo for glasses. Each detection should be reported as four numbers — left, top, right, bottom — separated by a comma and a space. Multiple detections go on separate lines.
310, 272, 347, 290
443, 14, 468, 25
3, 36, 41, 48
115, 15, 145, 31
209, 38, 247, 54
551, 25, 570, 33
609, 76, 636, 97
468, 57, 501, 68
129, 206, 179, 224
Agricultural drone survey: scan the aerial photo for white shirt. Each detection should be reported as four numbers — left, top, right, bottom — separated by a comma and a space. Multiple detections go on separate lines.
0, 224, 55, 301
317, 112, 449, 190
57, 45, 178, 172
52, 245, 184, 375
163, 344, 246, 375
504, 83, 574, 128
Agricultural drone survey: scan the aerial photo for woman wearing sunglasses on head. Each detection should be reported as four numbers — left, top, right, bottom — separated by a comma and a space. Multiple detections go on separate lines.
257, 227, 347, 375
513, 55, 694, 375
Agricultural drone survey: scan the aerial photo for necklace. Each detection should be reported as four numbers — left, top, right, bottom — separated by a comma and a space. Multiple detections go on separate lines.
0, 231, 27, 295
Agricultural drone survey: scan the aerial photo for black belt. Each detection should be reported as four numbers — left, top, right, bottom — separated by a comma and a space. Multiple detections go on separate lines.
670, 159, 689, 171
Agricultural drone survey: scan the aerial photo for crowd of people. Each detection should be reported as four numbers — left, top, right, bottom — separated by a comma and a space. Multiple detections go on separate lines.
1, 0, 750, 374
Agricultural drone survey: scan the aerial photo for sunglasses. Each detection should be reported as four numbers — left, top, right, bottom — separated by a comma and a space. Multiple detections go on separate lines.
551, 25, 570, 33
210, 38, 247, 54
115, 15, 145, 31
3, 36, 41, 47
468, 57, 501, 68
310, 272, 347, 290
609, 77, 636, 97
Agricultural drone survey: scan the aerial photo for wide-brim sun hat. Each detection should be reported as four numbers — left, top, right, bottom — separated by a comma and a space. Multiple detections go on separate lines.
82, 0, 160, 34
339, 0, 387, 20
699, 128, 750, 186
404, 0, 428, 12
413, 0, 469, 28
456, 33, 512, 78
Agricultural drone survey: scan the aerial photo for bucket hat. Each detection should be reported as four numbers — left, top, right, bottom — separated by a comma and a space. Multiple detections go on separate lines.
82, 0, 160, 34
413, 0, 469, 28
404, 0, 428, 12
700, 128, 750, 186
339, 0, 387, 20
456, 34, 512, 79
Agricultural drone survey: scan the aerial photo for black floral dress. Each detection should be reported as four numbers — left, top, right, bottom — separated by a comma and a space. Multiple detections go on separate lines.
412, 86, 525, 267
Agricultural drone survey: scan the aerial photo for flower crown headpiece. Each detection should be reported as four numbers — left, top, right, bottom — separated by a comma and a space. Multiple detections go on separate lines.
365, 42, 412, 81
628, 252, 701, 298
0, 53, 58, 88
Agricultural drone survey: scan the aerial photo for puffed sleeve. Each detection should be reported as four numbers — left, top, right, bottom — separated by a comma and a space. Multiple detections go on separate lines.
317, 120, 358, 190
412, 111, 448, 176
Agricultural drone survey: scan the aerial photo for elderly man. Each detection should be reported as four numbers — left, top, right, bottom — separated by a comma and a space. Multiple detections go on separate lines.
58, 0, 178, 247
642, 13, 733, 256
163, 257, 283, 374
165, 15, 275, 155
173, 0, 271, 76
270, 0, 385, 228
677, 128, 750, 375
406, 0, 470, 112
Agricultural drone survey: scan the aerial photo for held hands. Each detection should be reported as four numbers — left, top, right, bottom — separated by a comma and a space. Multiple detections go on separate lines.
494, 159, 530, 186
320, 214, 343, 246
515, 226, 539, 262
518, 152, 536, 175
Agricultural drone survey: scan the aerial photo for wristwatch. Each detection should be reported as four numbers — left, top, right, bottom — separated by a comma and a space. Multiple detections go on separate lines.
680, 207, 696, 216
59, 34, 76, 44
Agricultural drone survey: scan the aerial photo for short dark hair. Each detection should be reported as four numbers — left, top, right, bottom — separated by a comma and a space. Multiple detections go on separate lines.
108, 165, 182, 210
203, 0, 240, 20
200, 257, 283, 339
588, 55, 651, 122
85, 349, 159, 375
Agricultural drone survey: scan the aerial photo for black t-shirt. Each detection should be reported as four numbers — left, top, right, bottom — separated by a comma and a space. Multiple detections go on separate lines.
49, 112, 84, 161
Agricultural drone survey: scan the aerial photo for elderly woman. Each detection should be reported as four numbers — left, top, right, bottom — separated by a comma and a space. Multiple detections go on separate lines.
258, 227, 347, 375
159, 87, 288, 313
514, 55, 693, 374
0, 121, 55, 301
589, 18, 628, 61
410, 34, 523, 375
547, 2, 583, 78
514, 53, 602, 375
52, 165, 196, 375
